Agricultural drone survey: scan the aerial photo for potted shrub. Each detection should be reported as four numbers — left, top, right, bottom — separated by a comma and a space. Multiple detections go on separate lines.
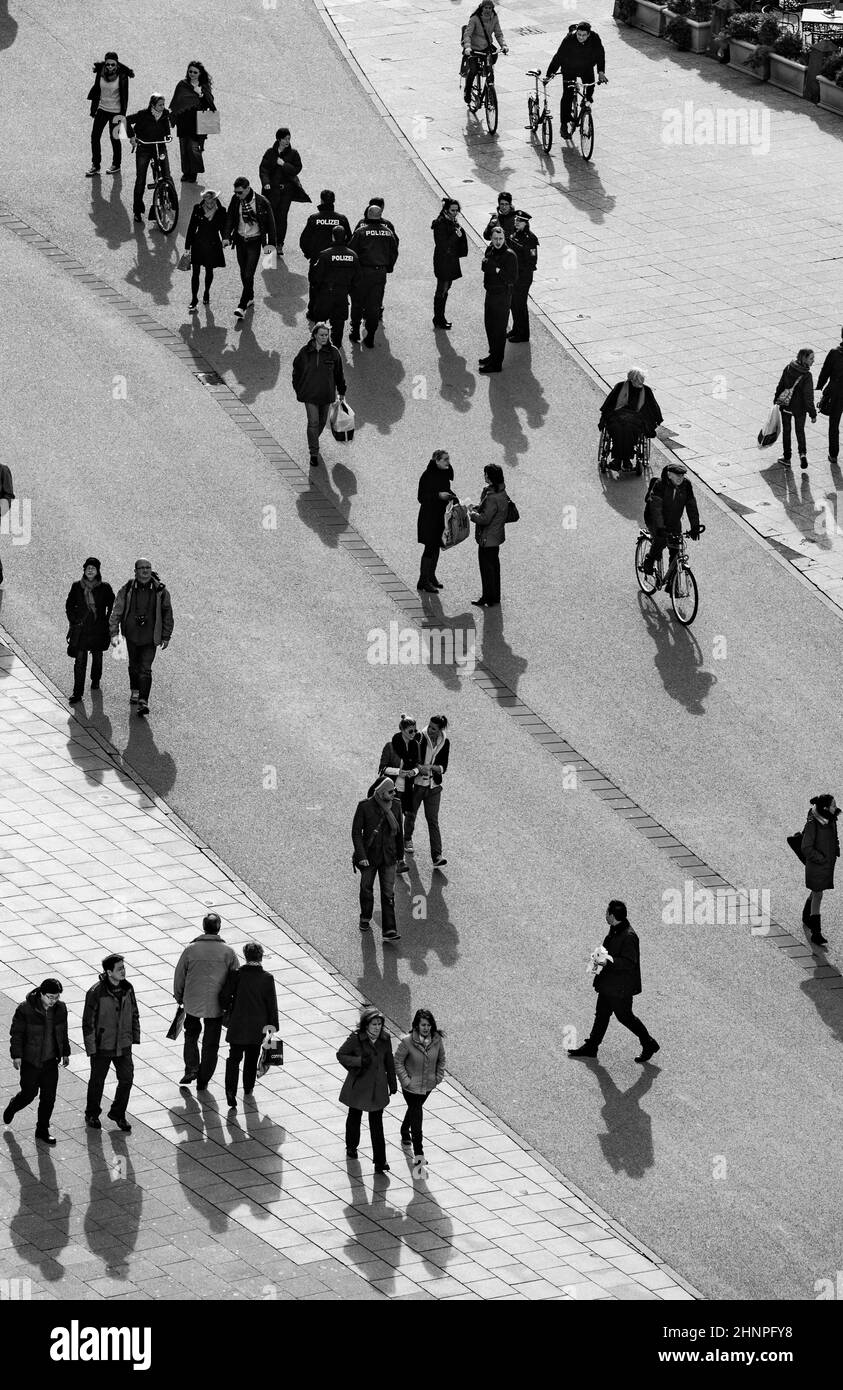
633, 0, 668, 36
724, 12, 766, 75
666, 0, 714, 53
615, 0, 639, 22
769, 30, 808, 98
817, 52, 843, 116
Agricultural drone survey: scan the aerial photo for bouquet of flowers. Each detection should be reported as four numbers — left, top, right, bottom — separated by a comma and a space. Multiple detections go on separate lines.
587, 945, 613, 978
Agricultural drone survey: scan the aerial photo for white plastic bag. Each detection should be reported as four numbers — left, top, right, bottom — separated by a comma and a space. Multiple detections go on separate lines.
330, 396, 355, 442
261, 245, 277, 271
757, 403, 781, 449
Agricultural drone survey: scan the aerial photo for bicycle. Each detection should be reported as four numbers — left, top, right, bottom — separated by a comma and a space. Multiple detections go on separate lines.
526, 70, 553, 154
464, 49, 501, 134
634, 526, 705, 626
561, 79, 595, 162
133, 136, 179, 234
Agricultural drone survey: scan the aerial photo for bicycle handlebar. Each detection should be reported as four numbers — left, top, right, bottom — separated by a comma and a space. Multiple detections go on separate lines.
132, 136, 173, 145
665, 526, 706, 541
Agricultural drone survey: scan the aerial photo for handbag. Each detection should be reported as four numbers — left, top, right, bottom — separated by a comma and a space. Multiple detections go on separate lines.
330, 396, 356, 442
506, 498, 520, 523
66, 621, 85, 659
819, 386, 831, 418
195, 109, 220, 136
166, 1005, 185, 1040
786, 830, 807, 865
257, 1031, 284, 1079
177, 249, 191, 271
757, 403, 781, 449
441, 498, 469, 548
261, 244, 277, 271
776, 385, 795, 410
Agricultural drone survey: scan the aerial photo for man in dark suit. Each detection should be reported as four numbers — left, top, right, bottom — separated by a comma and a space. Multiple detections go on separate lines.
568, 901, 659, 1061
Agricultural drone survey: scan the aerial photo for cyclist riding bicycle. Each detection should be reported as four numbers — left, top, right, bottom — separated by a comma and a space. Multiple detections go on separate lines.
462, 1, 509, 106
641, 463, 702, 581
544, 20, 607, 133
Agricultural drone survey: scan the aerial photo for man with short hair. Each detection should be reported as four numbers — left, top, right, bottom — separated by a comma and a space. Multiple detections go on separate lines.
109, 558, 174, 717
641, 462, 701, 581
310, 228, 359, 347
482, 191, 516, 244
352, 777, 404, 940
545, 20, 608, 135
259, 126, 304, 255
4, 979, 70, 1145
348, 199, 399, 349
225, 177, 277, 320
568, 901, 659, 1062
817, 327, 843, 465
173, 912, 238, 1089
507, 210, 539, 344
479, 225, 518, 373
301, 191, 352, 319
83, 955, 140, 1132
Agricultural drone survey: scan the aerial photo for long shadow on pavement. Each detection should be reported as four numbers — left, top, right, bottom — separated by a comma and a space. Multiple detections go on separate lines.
261, 262, 309, 327
486, 356, 549, 467
83, 1128, 144, 1278
579, 1059, 659, 1180
88, 173, 134, 251
435, 333, 476, 415
219, 321, 282, 407
357, 929, 413, 1026
125, 226, 178, 308
0, 0, 18, 48
478, 604, 529, 697
4, 1132, 71, 1283
395, 862, 460, 980
346, 331, 406, 437
637, 592, 717, 716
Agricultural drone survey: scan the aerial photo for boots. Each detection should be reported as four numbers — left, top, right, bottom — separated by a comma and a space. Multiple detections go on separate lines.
802, 896, 812, 926
568, 1041, 598, 1058
808, 914, 828, 947
416, 553, 438, 593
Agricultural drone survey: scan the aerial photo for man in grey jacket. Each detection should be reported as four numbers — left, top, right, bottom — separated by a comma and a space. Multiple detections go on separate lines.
173, 912, 238, 1089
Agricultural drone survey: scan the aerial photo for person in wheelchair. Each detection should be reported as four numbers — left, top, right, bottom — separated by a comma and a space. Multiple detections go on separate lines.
462, 2, 508, 105
641, 462, 702, 582
599, 368, 663, 471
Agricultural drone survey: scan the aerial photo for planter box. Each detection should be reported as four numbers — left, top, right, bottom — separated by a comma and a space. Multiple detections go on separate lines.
685, 18, 712, 53
634, 1, 667, 36
769, 54, 807, 98
728, 37, 758, 76
817, 74, 843, 115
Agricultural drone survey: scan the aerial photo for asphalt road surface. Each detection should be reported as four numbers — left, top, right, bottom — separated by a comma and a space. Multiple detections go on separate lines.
1, 0, 842, 1299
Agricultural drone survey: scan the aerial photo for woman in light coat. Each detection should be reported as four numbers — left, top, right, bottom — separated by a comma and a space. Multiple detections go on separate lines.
469, 462, 510, 607
395, 1008, 446, 1171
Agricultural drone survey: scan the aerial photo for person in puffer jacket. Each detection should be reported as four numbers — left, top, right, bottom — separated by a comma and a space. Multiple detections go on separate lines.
775, 348, 817, 470
82, 955, 140, 1132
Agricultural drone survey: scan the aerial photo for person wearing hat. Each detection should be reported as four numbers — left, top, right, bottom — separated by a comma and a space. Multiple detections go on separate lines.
507, 211, 539, 344
599, 368, 664, 472
83, 955, 140, 1133
65, 558, 115, 706
86, 50, 134, 177
482, 191, 516, 244
816, 329, 843, 465
173, 913, 239, 1090
291, 321, 348, 466
641, 460, 702, 581
109, 558, 174, 717
544, 20, 607, 136
4, 980, 70, 1145
337, 1005, 398, 1172
351, 777, 405, 939
126, 93, 172, 223
480, 225, 518, 373
309, 227, 360, 348
348, 200, 400, 349
184, 187, 227, 311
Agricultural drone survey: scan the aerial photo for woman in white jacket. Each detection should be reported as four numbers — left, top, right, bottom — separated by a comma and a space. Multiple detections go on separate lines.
463, 3, 509, 104
395, 1009, 446, 1175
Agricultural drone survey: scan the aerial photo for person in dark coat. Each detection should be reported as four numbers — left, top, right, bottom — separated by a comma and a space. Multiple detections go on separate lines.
406, 715, 450, 867
482, 191, 516, 243
479, 226, 518, 373
569, 901, 659, 1061
641, 462, 701, 581
291, 322, 348, 467
86, 51, 134, 176
4, 979, 70, 1145
66, 557, 115, 705
126, 94, 172, 222
310, 229, 359, 348
0, 462, 13, 588
417, 450, 456, 592
184, 189, 226, 310
300, 191, 352, 317
352, 777, 405, 939
225, 177, 277, 320
801, 794, 840, 947
337, 1005, 397, 1172
817, 329, 843, 465
600, 368, 663, 471
507, 210, 539, 343
83, 955, 140, 1132
108, 558, 174, 717
378, 716, 422, 862
469, 463, 509, 606
222, 942, 279, 1107
775, 348, 816, 470
349, 199, 400, 348
431, 198, 468, 330
169, 60, 216, 182
258, 127, 305, 254
545, 19, 608, 133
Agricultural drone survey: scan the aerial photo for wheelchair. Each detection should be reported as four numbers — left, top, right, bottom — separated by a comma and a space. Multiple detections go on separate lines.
597, 426, 651, 478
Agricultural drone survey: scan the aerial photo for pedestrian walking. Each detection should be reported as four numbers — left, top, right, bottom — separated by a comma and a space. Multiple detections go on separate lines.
568, 901, 660, 1062
352, 777, 405, 940
225, 177, 276, 321
800, 794, 840, 947
169, 61, 216, 183
109, 558, 174, 718
222, 942, 278, 1108
349, 199, 400, 349
83, 954, 140, 1132
405, 715, 450, 867
258, 127, 305, 255
86, 50, 133, 177
507, 210, 539, 343
184, 189, 226, 310
469, 463, 510, 606
4, 980, 70, 1146
309, 229, 359, 348
482, 191, 516, 243
338, 1005, 398, 1173
0, 463, 15, 588
463, 3, 509, 105
126, 94, 172, 223
479, 226, 518, 373
817, 327, 843, 465
378, 715, 422, 867
775, 348, 817, 470
417, 450, 456, 593
291, 322, 348, 467
395, 1008, 446, 1174
173, 912, 239, 1090
431, 198, 468, 330
65, 557, 115, 705
300, 190, 352, 317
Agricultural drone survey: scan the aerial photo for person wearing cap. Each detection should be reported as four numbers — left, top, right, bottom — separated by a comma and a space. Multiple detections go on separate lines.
642, 461, 702, 580
482, 192, 516, 244
86, 50, 134, 177
480, 225, 518, 373
431, 197, 468, 330
544, 20, 607, 135
463, 3, 509, 106
599, 369, 664, 472
109, 559, 174, 717
337, 1005, 398, 1172
309, 227, 360, 347
351, 777, 405, 940
173, 913, 239, 1090
348, 200, 400, 349
126, 93, 172, 223
83, 955, 140, 1133
507, 211, 539, 344
4, 980, 70, 1146
300, 191, 353, 319
184, 188, 227, 311
65, 557, 115, 706
817, 328, 843, 465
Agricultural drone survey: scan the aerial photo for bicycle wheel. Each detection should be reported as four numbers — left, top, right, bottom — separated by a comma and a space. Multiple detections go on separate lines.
470, 74, 483, 113
670, 565, 699, 626
540, 111, 553, 154
580, 108, 594, 161
527, 95, 539, 132
153, 177, 179, 234
484, 84, 498, 134
635, 536, 657, 594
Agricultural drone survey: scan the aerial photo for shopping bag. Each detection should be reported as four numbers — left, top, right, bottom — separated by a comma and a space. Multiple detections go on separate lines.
330, 396, 355, 442
177, 249, 191, 271
786, 830, 806, 864
441, 498, 469, 549
261, 244, 277, 271
111, 115, 128, 142
256, 1031, 284, 1079
195, 109, 221, 136
757, 403, 781, 449
166, 1005, 185, 1040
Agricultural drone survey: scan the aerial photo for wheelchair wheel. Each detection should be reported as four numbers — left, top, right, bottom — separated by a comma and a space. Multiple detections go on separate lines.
540, 111, 553, 154
527, 95, 539, 132
153, 177, 179, 234
580, 108, 594, 161
670, 565, 699, 626
484, 84, 498, 134
635, 435, 651, 478
635, 535, 658, 595
469, 73, 483, 113
597, 429, 611, 475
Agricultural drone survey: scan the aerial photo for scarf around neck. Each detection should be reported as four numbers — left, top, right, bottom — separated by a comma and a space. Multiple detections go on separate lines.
80, 574, 100, 616
616, 381, 645, 412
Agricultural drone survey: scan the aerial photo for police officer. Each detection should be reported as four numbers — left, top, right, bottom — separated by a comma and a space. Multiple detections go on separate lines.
482, 191, 516, 243
507, 210, 539, 344
310, 227, 359, 348
349, 199, 400, 349
480, 225, 518, 374
300, 190, 352, 318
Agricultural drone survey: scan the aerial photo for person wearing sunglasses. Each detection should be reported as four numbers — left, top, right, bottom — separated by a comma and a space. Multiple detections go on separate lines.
86, 50, 134, 177
641, 462, 702, 582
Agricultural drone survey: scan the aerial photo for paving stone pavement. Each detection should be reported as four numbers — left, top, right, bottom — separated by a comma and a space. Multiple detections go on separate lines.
0, 631, 697, 1300
317, 0, 843, 610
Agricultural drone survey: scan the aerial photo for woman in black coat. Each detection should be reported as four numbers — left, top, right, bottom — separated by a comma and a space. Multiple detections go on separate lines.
337, 1005, 397, 1173
417, 449, 456, 592
431, 198, 468, 329
66, 557, 115, 706
222, 942, 278, 1107
775, 348, 816, 470
800, 793, 840, 947
184, 189, 226, 310
169, 60, 216, 182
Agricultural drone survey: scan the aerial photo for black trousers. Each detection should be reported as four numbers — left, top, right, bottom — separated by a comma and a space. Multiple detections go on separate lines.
781, 409, 807, 460
350, 269, 387, 339
588, 995, 652, 1049
132, 145, 170, 217
478, 545, 501, 604
399, 1090, 430, 1156
561, 80, 595, 130
125, 639, 156, 700
190, 263, 215, 300
827, 398, 843, 460
234, 236, 262, 309
419, 542, 441, 586
509, 274, 533, 340
178, 134, 206, 180
72, 644, 103, 698
6, 1059, 59, 1130
86, 1052, 134, 1119
91, 110, 122, 169
484, 290, 511, 368
225, 1043, 260, 1096
346, 1107, 386, 1166
267, 188, 294, 250
434, 276, 452, 321
183, 1015, 223, 1087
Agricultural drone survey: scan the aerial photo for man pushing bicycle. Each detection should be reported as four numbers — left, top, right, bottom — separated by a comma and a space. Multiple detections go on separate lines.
544, 20, 607, 134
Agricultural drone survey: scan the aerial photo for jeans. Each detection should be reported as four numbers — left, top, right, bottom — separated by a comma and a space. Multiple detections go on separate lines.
225, 1043, 260, 1096
404, 786, 442, 860
91, 110, 122, 170
305, 402, 331, 457
190, 264, 215, 301
588, 995, 653, 1049
132, 144, 170, 217
827, 399, 843, 460
358, 861, 397, 934
433, 276, 452, 322
509, 274, 533, 339
350, 268, 387, 340
781, 409, 807, 461
86, 1051, 134, 1119
183, 1015, 223, 1087
72, 644, 103, 699
484, 290, 511, 368
346, 1107, 386, 1166
399, 1090, 430, 1156
478, 545, 501, 604
561, 80, 594, 130
234, 235, 262, 309
125, 640, 157, 700
6, 1059, 59, 1131
178, 134, 205, 180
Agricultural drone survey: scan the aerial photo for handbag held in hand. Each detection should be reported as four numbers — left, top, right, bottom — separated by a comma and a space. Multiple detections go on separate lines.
441, 498, 469, 549
257, 1030, 284, 1079
195, 109, 221, 136
166, 1005, 185, 1040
